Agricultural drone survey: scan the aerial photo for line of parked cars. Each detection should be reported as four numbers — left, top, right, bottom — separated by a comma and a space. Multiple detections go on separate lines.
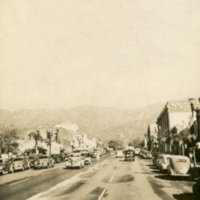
0, 156, 31, 175
151, 151, 200, 196
0, 154, 63, 175
152, 152, 191, 176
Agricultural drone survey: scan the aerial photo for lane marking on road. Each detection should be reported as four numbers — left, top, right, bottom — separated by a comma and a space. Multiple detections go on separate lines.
98, 163, 121, 200
27, 162, 101, 200
98, 188, 107, 200
41, 171, 53, 175
9, 178, 29, 186
109, 168, 118, 183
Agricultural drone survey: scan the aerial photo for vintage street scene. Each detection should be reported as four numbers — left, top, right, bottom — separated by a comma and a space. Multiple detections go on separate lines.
0, 0, 200, 200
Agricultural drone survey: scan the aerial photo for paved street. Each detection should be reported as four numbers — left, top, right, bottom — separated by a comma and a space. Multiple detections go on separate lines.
0, 155, 198, 200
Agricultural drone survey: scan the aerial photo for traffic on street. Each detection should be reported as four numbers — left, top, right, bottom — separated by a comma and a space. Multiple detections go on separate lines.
0, 151, 199, 200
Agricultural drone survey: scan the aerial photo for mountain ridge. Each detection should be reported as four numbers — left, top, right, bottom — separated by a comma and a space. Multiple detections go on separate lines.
0, 103, 164, 141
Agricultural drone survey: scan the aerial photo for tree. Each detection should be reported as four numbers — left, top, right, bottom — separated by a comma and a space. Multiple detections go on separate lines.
28, 130, 43, 155
0, 127, 19, 156
108, 140, 123, 150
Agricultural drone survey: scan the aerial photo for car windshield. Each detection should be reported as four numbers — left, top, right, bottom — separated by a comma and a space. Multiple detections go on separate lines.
70, 154, 80, 157
14, 158, 23, 161
39, 156, 48, 159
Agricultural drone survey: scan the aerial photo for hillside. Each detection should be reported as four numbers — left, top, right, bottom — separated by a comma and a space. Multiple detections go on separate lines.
0, 103, 164, 141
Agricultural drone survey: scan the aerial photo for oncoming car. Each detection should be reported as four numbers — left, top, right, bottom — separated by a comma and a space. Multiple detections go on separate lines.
81, 152, 91, 165
116, 150, 123, 158
65, 153, 85, 169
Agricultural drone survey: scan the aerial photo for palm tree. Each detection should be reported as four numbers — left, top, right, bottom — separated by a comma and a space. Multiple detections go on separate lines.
28, 130, 43, 155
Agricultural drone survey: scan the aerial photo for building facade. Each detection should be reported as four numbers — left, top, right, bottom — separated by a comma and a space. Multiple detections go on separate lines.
157, 100, 196, 155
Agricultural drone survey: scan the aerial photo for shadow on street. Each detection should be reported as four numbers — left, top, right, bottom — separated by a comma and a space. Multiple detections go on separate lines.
173, 193, 199, 200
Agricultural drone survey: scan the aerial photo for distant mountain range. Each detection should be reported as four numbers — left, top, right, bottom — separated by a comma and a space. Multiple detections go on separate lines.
0, 103, 164, 141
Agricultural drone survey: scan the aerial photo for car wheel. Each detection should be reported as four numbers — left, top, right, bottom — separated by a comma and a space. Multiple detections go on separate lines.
160, 166, 163, 173
193, 183, 200, 196
2, 169, 6, 175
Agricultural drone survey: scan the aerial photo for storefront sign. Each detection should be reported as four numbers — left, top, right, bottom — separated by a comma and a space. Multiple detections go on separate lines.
168, 101, 192, 112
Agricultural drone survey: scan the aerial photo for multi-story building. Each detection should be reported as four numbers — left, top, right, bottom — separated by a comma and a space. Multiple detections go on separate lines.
157, 100, 197, 155
54, 122, 84, 152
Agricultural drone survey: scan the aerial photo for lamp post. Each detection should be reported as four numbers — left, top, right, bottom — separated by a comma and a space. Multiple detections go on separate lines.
189, 98, 200, 143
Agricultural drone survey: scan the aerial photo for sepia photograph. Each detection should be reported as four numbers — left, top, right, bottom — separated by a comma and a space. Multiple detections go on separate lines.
0, 0, 200, 199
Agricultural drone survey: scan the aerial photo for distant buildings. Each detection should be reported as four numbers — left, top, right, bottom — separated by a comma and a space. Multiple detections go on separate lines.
18, 122, 96, 155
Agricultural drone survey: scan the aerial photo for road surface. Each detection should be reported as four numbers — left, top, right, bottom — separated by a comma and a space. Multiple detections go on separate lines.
0, 155, 198, 200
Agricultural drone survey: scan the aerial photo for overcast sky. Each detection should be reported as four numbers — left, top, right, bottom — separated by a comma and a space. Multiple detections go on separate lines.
0, 0, 200, 110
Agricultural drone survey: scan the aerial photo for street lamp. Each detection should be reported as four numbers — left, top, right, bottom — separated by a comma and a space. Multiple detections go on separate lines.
189, 98, 200, 144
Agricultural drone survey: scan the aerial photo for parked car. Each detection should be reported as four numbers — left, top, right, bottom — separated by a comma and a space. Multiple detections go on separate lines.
0, 158, 6, 175
34, 155, 54, 169
51, 154, 62, 163
193, 178, 200, 196
65, 153, 85, 169
11, 157, 30, 171
116, 150, 124, 158
124, 149, 135, 161
81, 152, 91, 165
92, 151, 101, 158
167, 155, 191, 176
0, 158, 14, 175
142, 150, 152, 159
29, 156, 37, 168
152, 152, 165, 167
158, 154, 171, 172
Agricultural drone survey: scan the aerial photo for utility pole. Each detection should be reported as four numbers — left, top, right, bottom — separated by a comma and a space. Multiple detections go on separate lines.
47, 130, 52, 157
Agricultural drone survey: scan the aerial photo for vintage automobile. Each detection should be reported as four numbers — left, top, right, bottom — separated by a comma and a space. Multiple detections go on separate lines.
124, 149, 135, 161
81, 152, 91, 165
167, 155, 191, 176
34, 155, 54, 169
92, 151, 101, 159
152, 152, 165, 167
158, 154, 171, 172
134, 148, 141, 155
142, 150, 152, 159
28, 155, 38, 168
0, 158, 13, 175
193, 178, 200, 196
116, 150, 124, 158
65, 153, 85, 169
0, 158, 6, 175
12, 157, 30, 171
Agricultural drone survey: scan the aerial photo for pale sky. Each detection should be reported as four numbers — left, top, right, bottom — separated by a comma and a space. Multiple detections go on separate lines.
0, 0, 200, 110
